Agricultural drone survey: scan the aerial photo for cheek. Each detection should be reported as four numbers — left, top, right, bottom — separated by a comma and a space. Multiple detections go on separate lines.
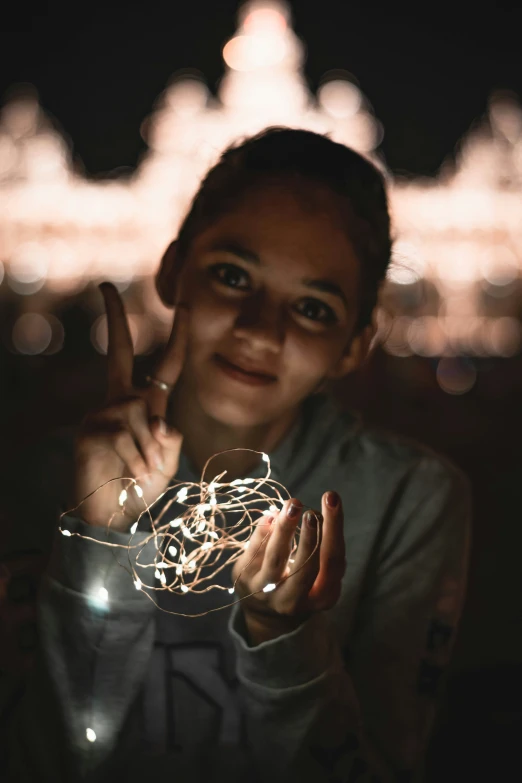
186, 293, 236, 354
281, 331, 338, 386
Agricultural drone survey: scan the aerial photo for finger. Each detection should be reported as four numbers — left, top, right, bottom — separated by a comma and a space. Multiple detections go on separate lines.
126, 404, 164, 474
310, 491, 345, 600
246, 513, 274, 563
261, 499, 302, 584
150, 416, 184, 476
100, 283, 134, 400
110, 429, 149, 481
232, 513, 273, 584
146, 304, 190, 420
286, 509, 322, 591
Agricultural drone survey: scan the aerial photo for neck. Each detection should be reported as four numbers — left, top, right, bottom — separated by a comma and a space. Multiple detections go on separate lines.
168, 381, 301, 482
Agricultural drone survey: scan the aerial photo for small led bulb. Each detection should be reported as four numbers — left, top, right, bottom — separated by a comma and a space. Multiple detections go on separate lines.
134, 578, 142, 591
263, 583, 276, 593
181, 585, 189, 593
86, 728, 96, 742
170, 518, 182, 527
61, 529, 72, 537
176, 487, 188, 502
130, 522, 138, 534
134, 484, 143, 498
228, 587, 235, 595
168, 545, 177, 557
119, 489, 128, 506
262, 453, 269, 463
98, 587, 109, 602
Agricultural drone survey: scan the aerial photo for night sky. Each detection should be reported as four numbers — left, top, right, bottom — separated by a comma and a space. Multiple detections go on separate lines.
1, 0, 521, 178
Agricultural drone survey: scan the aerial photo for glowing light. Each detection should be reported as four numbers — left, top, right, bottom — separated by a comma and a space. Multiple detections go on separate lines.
223, 34, 287, 71
119, 489, 128, 506
262, 453, 269, 463
86, 728, 96, 743
263, 583, 276, 592
176, 487, 188, 502
436, 358, 477, 395
318, 79, 362, 119
57, 446, 325, 617
134, 484, 143, 498
12, 313, 53, 355
170, 517, 182, 527
130, 521, 138, 534
61, 529, 72, 537
97, 587, 109, 602
1, 4, 521, 359
228, 587, 235, 594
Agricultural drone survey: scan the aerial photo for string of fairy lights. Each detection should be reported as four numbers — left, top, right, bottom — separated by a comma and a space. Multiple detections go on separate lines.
58, 449, 319, 616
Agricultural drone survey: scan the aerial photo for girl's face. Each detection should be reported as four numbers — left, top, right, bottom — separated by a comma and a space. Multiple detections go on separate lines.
159, 180, 368, 428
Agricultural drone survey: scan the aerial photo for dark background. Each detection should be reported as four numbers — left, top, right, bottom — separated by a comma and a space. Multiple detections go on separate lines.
1, 1, 522, 780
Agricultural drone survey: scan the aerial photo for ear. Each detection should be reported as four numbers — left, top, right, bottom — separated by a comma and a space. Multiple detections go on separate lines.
327, 324, 376, 380
155, 240, 184, 307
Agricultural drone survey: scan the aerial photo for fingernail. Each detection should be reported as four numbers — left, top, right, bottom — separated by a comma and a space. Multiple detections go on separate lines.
304, 511, 316, 528
144, 474, 153, 487
287, 502, 301, 519
326, 491, 339, 508
158, 419, 167, 436
154, 455, 165, 472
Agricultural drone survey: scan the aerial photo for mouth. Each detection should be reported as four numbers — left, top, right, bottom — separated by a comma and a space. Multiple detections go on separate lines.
213, 354, 278, 386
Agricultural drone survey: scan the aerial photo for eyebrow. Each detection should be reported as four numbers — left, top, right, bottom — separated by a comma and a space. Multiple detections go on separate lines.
207, 241, 350, 309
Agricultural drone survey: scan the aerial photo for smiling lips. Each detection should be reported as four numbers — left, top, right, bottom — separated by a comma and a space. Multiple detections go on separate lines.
214, 354, 277, 386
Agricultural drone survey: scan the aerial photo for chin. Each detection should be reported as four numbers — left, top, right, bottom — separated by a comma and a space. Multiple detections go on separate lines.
198, 391, 280, 429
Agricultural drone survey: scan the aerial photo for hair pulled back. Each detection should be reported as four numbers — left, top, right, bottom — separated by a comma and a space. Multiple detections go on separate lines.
177, 127, 392, 331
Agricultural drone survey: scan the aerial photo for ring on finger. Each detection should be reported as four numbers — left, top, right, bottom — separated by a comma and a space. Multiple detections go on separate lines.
145, 375, 173, 393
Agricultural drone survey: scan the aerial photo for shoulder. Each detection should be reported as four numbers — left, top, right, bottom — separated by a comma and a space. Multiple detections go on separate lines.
352, 425, 469, 495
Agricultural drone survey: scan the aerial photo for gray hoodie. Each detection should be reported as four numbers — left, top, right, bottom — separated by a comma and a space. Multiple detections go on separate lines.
4, 393, 471, 782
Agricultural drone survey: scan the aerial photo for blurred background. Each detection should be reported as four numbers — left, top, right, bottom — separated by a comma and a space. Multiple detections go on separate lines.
1, 0, 521, 778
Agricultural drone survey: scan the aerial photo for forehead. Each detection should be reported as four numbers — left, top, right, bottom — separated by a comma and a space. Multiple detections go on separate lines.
189, 180, 360, 288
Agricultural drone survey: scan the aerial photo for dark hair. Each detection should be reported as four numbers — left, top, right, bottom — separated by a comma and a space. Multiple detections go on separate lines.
177, 127, 392, 331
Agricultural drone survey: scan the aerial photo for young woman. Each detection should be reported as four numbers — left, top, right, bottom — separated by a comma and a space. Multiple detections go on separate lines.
7, 129, 470, 782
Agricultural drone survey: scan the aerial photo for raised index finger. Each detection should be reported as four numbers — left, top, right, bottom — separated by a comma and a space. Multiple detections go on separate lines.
146, 304, 190, 419
99, 282, 134, 399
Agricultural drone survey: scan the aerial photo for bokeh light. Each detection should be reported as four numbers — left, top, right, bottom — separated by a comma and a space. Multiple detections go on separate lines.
0, 0, 521, 360
436, 358, 477, 395
11, 312, 53, 355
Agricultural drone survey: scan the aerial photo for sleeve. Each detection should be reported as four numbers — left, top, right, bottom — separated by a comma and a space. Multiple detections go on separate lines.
227, 456, 471, 783
7, 515, 158, 783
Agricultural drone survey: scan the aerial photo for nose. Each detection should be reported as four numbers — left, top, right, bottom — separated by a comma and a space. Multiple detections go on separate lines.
232, 292, 284, 353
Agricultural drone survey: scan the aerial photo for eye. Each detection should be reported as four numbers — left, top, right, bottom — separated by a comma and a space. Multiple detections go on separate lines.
295, 298, 338, 325
209, 263, 250, 290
